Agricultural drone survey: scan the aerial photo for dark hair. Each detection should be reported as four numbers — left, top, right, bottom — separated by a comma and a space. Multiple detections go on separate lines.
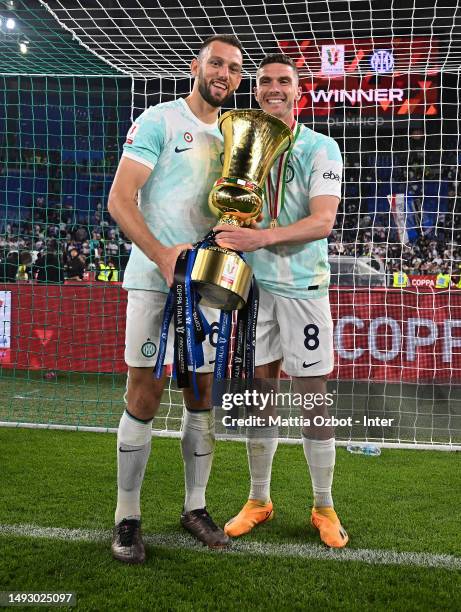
258, 53, 299, 78
198, 34, 243, 57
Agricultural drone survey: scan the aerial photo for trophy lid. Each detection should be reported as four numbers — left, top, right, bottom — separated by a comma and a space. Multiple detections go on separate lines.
218, 109, 293, 147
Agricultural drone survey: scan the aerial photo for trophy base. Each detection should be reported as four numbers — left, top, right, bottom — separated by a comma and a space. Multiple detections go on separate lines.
191, 246, 252, 310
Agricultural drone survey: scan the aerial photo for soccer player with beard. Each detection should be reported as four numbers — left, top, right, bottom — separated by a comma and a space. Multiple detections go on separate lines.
108, 35, 243, 563
215, 54, 348, 548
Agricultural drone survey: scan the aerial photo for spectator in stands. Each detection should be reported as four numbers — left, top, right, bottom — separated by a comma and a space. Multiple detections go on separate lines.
0, 251, 19, 282
118, 239, 131, 272
107, 258, 119, 282
78, 253, 87, 276
74, 226, 88, 243
106, 237, 119, 259
65, 247, 85, 281
81, 240, 90, 258
96, 257, 118, 282
89, 231, 102, 261
16, 252, 33, 280
34, 242, 64, 284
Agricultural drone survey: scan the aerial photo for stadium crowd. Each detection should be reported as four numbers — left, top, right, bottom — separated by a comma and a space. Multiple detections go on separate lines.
0, 193, 131, 282
0, 132, 459, 284
328, 139, 460, 278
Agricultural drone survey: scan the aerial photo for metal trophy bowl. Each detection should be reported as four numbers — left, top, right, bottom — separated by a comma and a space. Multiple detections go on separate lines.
191, 109, 293, 310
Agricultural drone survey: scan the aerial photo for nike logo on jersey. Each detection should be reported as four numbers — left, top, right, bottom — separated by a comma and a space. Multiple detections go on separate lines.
193, 451, 213, 457
175, 146, 192, 153
119, 447, 143, 453
302, 360, 321, 368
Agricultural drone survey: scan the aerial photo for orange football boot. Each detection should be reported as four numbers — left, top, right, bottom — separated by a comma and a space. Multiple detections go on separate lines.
311, 507, 349, 548
224, 500, 274, 537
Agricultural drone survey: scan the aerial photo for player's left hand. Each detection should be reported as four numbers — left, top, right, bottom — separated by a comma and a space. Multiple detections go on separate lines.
213, 224, 268, 252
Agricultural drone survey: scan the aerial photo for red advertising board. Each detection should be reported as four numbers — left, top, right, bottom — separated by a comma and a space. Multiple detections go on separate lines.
406, 275, 461, 290
0, 284, 127, 373
407, 275, 438, 289
1, 284, 461, 382
329, 287, 461, 382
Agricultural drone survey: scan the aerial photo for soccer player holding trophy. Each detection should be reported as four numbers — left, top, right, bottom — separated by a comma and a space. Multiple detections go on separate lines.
215, 54, 349, 548
107, 35, 244, 563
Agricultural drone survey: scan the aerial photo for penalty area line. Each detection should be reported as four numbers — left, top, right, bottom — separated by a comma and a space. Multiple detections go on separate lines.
0, 523, 460, 570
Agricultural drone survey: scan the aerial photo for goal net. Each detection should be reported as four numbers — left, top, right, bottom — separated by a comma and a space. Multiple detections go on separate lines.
0, 0, 460, 449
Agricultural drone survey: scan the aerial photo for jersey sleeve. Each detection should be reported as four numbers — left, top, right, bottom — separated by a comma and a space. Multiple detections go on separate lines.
308, 136, 343, 200
122, 106, 166, 170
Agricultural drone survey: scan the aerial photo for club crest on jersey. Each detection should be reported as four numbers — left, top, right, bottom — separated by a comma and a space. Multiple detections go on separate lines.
141, 339, 157, 358
126, 123, 139, 144
184, 132, 193, 143
286, 163, 294, 183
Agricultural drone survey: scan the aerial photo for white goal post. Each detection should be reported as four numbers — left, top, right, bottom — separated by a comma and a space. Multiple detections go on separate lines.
1, 0, 460, 450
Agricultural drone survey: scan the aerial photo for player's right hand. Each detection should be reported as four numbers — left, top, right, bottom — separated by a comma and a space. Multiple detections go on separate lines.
249, 212, 264, 226
156, 243, 192, 288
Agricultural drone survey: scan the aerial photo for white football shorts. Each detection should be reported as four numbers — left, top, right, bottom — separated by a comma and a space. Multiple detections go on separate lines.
125, 289, 220, 371
255, 287, 334, 377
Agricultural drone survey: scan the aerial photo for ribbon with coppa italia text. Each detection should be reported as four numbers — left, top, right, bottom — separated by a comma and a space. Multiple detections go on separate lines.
155, 244, 208, 396
154, 231, 259, 395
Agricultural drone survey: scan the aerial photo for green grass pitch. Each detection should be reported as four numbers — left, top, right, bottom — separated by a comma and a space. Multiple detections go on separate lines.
1, 427, 460, 611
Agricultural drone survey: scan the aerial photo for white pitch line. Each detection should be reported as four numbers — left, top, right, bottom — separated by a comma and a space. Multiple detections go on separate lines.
12, 390, 41, 399
0, 524, 460, 570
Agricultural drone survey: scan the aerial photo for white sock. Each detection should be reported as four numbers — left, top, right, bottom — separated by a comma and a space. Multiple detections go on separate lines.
181, 409, 215, 512
302, 436, 335, 508
247, 426, 278, 503
115, 410, 152, 525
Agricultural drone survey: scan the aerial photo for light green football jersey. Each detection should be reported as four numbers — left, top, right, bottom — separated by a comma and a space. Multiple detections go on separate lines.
246, 124, 342, 299
121, 98, 222, 292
